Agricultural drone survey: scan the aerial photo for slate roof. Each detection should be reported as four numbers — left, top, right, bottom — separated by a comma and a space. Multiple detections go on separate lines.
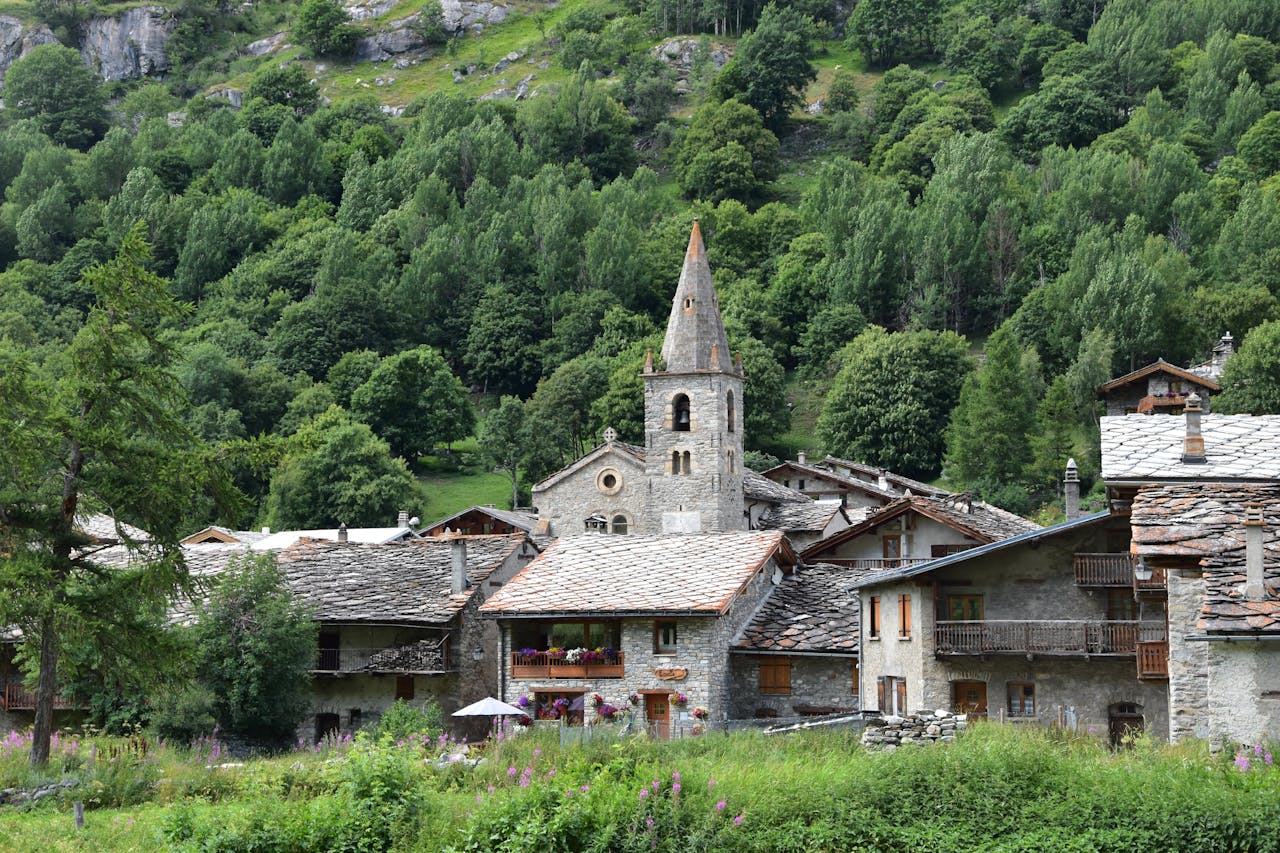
76, 512, 149, 544
733, 563, 867, 655
276, 535, 526, 624
480, 531, 792, 617
1131, 484, 1280, 634
757, 501, 847, 534
1101, 414, 1280, 482
802, 494, 1039, 561
761, 461, 899, 502
181, 526, 269, 545
1098, 360, 1220, 394
251, 526, 419, 551
743, 470, 810, 505
821, 456, 949, 497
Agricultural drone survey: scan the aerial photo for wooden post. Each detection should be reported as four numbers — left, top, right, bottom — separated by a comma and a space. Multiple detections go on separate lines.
73, 801, 84, 830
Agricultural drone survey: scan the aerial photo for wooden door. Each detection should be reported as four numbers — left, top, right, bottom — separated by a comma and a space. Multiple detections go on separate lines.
951, 681, 987, 716
1109, 703, 1144, 748
315, 713, 340, 743
645, 694, 670, 740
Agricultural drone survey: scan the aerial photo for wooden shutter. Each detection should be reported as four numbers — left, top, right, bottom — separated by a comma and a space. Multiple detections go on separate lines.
876, 677, 886, 712
895, 678, 907, 715
898, 594, 912, 638
851, 662, 860, 697
759, 657, 792, 695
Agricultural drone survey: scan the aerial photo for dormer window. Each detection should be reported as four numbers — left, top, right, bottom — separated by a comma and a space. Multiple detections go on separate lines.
672, 394, 691, 431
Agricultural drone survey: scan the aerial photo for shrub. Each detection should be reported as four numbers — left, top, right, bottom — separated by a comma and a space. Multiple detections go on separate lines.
368, 698, 444, 741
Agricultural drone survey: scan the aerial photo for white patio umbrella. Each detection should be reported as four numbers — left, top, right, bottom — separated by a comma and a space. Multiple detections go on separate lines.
452, 697, 527, 718
452, 696, 528, 735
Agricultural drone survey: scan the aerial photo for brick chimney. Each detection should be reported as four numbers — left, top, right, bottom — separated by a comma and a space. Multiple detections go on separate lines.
1245, 503, 1265, 599
1064, 458, 1080, 520
1182, 392, 1206, 464
451, 537, 468, 594
337, 522, 348, 543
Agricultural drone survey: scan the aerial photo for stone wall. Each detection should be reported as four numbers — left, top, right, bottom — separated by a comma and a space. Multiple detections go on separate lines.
861, 710, 967, 749
1166, 568, 1209, 741
1205, 642, 1280, 748
822, 514, 982, 562
727, 654, 858, 719
533, 449, 648, 537
643, 370, 744, 534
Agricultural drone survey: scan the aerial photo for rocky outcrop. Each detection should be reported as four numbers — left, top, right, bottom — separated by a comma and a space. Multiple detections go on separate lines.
0, 15, 59, 88
440, 0, 509, 34
344, 0, 405, 21
650, 36, 731, 94
861, 709, 968, 750
80, 6, 175, 81
244, 31, 289, 57
353, 17, 425, 62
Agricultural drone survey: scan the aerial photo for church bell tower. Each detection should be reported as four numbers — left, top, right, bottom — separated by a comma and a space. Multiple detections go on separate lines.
643, 220, 746, 532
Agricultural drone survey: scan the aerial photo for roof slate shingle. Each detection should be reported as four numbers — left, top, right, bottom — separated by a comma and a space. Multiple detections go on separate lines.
480, 532, 789, 616
733, 563, 867, 654
1101, 414, 1280, 481
757, 501, 845, 533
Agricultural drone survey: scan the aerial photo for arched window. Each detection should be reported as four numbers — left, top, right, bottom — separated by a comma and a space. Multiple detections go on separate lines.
727, 391, 736, 432
671, 450, 681, 474
611, 515, 629, 534
682, 451, 691, 474
672, 394, 691, 431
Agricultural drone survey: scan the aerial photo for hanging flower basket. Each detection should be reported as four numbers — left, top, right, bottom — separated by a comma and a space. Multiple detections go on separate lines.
670, 692, 688, 707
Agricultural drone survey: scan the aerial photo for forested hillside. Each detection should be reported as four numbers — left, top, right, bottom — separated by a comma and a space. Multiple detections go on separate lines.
3, 0, 1280, 527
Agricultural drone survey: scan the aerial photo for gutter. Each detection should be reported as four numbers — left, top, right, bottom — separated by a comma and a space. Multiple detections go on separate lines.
1184, 634, 1280, 642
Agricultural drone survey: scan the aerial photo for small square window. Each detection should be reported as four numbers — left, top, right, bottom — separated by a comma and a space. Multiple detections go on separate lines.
654, 620, 678, 654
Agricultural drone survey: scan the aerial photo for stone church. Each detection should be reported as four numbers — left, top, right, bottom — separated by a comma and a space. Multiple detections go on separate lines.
531, 220, 791, 537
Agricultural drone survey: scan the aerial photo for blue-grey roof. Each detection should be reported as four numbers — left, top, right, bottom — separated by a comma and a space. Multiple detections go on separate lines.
850, 510, 1110, 589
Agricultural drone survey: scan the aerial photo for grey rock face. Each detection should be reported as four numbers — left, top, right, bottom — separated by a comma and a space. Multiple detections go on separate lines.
353, 19, 425, 62
344, 0, 404, 21
440, 0, 509, 34
0, 15, 59, 89
244, 31, 288, 56
650, 36, 730, 94
81, 6, 175, 81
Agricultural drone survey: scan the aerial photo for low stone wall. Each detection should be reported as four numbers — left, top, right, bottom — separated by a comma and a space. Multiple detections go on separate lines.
861, 710, 967, 749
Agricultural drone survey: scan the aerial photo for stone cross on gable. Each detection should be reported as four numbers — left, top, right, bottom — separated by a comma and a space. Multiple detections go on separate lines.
603, 427, 617, 443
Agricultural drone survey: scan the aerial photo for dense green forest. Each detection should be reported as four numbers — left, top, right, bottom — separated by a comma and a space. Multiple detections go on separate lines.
4, 0, 1280, 528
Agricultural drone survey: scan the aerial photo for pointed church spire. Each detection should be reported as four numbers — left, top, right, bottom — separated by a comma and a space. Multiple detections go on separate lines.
661, 219, 733, 374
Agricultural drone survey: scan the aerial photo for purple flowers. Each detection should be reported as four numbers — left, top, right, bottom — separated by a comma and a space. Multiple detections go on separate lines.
639, 789, 649, 800
716, 800, 727, 811
1236, 754, 1251, 772
516, 695, 531, 708
733, 815, 744, 826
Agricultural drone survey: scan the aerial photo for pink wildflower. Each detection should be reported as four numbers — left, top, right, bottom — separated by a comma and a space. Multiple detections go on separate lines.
581, 785, 590, 793
672, 783, 681, 793
716, 800, 727, 811
640, 789, 649, 800
733, 815, 744, 826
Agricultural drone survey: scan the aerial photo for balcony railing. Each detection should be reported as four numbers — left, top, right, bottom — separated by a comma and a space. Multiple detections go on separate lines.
314, 638, 453, 674
1074, 553, 1134, 587
1136, 640, 1169, 679
821, 557, 932, 570
935, 621, 1167, 657
511, 651, 625, 679
2, 684, 77, 711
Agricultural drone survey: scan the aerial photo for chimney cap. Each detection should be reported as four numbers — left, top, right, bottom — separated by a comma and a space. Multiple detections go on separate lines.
1186, 391, 1203, 408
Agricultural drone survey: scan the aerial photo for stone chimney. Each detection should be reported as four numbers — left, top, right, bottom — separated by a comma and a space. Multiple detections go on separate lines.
451, 537, 468, 594
1182, 393, 1206, 464
877, 471, 889, 491
397, 510, 410, 528
797, 450, 807, 465
1245, 503, 1265, 599
1064, 458, 1080, 520
337, 522, 348, 543
1212, 332, 1234, 377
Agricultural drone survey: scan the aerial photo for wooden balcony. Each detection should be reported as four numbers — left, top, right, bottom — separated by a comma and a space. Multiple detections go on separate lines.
1136, 641, 1169, 680
1134, 566, 1167, 596
820, 557, 932, 570
2, 684, 77, 711
313, 638, 454, 675
1074, 553, 1134, 587
935, 621, 1167, 658
510, 651, 625, 679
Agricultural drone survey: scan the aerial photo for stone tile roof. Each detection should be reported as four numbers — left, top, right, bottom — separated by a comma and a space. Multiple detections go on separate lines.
180, 526, 269, 545
743, 470, 810, 505
757, 501, 846, 533
1131, 484, 1280, 634
1101, 414, 1280, 481
277, 534, 526, 624
821, 456, 949, 497
761, 461, 899, 502
76, 512, 149, 544
802, 494, 1038, 561
252, 526, 420, 551
480, 531, 791, 617
1098, 359, 1220, 394
733, 563, 868, 654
